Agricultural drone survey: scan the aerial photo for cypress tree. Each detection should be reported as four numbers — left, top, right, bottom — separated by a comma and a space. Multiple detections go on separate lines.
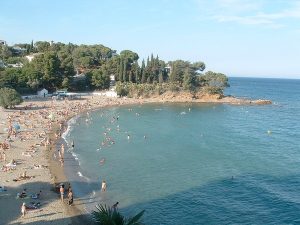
129, 71, 132, 83
118, 59, 123, 82
146, 56, 150, 68
141, 70, 146, 83
150, 54, 154, 67
30, 40, 34, 53
133, 61, 140, 83
122, 61, 127, 82
159, 70, 164, 84
141, 59, 146, 83
146, 76, 151, 84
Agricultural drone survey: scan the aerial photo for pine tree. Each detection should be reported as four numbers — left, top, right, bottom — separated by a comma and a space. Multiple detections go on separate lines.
183, 67, 195, 91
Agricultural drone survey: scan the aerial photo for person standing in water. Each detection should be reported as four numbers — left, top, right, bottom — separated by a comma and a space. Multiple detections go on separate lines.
60, 185, 65, 202
101, 180, 107, 192
61, 144, 65, 156
21, 202, 26, 217
68, 189, 73, 205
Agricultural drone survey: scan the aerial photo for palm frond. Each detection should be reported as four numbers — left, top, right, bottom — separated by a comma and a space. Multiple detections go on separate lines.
92, 204, 145, 225
126, 210, 145, 225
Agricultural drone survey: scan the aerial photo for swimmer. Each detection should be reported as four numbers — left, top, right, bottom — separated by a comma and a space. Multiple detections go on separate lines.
112, 202, 119, 210
99, 158, 105, 165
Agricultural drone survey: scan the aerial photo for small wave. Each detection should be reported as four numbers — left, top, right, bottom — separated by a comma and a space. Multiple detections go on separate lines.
71, 151, 80, 165
180, 111, 186, 115
77, 171, 90, 181
62, 115, 79, 145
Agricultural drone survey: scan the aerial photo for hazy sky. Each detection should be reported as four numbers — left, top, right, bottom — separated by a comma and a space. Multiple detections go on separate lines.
1, 0, 300, 78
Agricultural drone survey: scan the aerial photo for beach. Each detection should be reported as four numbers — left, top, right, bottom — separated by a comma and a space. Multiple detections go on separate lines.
0, 93, 271, 225
0, 95, 145, 225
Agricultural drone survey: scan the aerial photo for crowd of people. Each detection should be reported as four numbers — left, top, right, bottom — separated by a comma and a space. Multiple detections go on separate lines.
0, 95, 147, 222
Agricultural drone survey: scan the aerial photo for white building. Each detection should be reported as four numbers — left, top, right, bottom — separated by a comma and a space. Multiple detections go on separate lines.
0, 60, 5, 68
25, 53, 43, 62
109, 75, 116, 88
7, 63, 23, 68
37, 88, 48, 98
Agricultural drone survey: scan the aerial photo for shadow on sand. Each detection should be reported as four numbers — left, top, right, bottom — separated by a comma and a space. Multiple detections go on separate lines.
0, 180, 93, 225
3, 174, 300, 225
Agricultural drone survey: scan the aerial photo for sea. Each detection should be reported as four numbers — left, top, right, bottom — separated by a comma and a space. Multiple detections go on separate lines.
62, 77, 300, 225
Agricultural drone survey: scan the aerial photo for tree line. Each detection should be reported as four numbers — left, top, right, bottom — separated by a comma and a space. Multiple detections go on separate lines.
0, 41, 229, 95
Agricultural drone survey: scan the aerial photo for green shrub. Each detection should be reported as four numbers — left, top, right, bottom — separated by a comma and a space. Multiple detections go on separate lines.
201, 86, 223, 95
0, 87, 23, 109
116, 82, 129, 96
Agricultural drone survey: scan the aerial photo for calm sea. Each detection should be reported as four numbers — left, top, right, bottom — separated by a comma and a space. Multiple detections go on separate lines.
63, 77, 300, 224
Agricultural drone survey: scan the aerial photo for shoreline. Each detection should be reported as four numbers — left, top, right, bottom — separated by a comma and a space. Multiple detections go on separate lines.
47, 113, 93, 224
0, 94, 271, 224
47, 94, 273, 223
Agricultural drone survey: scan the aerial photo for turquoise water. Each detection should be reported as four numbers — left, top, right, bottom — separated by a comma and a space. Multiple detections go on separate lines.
64, 77, 300, 224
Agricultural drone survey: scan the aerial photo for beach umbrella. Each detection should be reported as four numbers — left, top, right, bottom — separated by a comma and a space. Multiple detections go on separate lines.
13, 123, 20, 130
3, 128, 8, 133
48, 113, 55, 120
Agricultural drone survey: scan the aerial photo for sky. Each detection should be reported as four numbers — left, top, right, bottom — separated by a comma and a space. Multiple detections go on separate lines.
1, 0, 300, 78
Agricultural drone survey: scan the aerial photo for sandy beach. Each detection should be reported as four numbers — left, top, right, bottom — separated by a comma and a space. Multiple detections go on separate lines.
0, 94, 271, 225
0, 95, 145, 225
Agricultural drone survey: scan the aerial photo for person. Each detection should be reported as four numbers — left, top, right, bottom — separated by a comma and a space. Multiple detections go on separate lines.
31, 190, 42, 199
21, 171, 27, 178
0, 186, 7, 192
71, 140, 74, 148
21, 202, 26, 217
60, 185, 64, 202
68, 189, 73, 205
61, 144, 65, 156
67, 183, 72, 192
3, 152, 6, 162
101, 180, 106, 192
19, 188, 27, 198
99, 158, 105, 165
112, 202, 119, 210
